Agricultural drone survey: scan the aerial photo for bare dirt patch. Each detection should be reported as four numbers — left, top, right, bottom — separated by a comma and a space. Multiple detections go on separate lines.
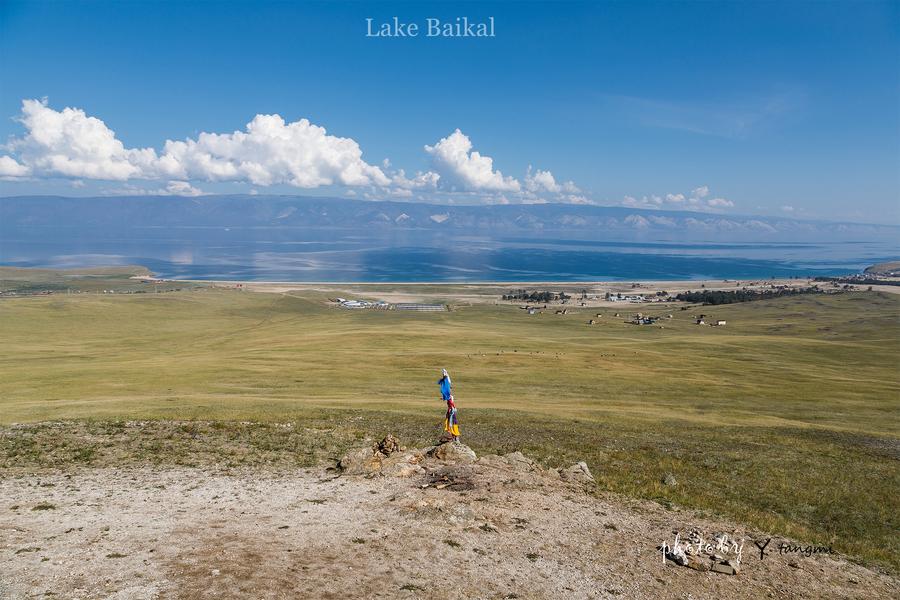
2, 443, 896, 600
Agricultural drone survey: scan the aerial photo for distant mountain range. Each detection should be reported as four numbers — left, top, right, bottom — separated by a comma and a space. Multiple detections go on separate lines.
1, 194, 896, 243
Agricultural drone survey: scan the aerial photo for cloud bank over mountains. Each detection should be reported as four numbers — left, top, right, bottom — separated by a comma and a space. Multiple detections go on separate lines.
2, 195, 893, 244
0, 99, 733, 212
620, 185, 734, 211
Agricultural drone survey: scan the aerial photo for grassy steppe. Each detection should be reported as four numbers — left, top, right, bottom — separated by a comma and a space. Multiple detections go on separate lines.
1, 278, 898, 570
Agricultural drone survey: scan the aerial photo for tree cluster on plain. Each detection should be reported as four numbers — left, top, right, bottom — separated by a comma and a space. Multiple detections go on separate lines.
675, 286, 823, 305
502, 290, 571, 303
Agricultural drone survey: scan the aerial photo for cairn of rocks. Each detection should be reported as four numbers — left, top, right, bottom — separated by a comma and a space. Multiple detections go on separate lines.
376, 434, 401, 455
661, 529, 742, 576
336, 434, 594, 487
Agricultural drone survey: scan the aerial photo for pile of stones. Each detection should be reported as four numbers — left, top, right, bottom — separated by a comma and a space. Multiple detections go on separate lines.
662, 530, 742, 575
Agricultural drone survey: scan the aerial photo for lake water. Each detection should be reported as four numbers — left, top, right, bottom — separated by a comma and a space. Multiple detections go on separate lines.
0, 227, 896, 281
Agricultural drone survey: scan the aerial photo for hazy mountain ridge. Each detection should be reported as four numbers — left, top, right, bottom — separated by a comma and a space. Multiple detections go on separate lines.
1, 195, 895, 242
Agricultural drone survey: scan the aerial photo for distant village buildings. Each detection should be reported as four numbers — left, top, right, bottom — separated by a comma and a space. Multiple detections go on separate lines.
395, 303, 446, 312
629, 315, 659, 325
695, 317, 726, 326
333, 298, 446, 311
606, 292, 645, 303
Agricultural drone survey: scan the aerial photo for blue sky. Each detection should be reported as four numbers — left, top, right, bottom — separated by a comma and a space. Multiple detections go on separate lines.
0, 0, 897, 223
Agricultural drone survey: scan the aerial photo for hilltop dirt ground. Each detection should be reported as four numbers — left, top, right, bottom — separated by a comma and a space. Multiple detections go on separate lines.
3, 443, 897, 600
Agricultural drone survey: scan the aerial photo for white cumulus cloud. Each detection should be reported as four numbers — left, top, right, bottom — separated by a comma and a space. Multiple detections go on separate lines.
706, 197, 734, 208
3, 99, 587, 205
620, 186, 734, 211
391, 169, 440, 190
424, 129, 520, 192
101, 180, 206, 196
524, 166, 559, 193
157, 113, 390, 188
9, 99, 157, 180
4, 99, 389, 189
0, 155, 30, 177
522, 167, 580, 196
165, 181, 205, 196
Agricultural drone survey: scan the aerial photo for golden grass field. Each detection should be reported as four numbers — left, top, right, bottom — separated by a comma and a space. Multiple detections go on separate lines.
1, 267, 898, 570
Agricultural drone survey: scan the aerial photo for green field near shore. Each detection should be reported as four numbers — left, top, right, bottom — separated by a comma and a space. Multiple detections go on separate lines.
1, 269, 898, 570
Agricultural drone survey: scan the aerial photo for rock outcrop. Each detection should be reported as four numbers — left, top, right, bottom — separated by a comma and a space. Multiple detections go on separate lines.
337, 447, 383, 475
337, 435, 594, 492
381, 449, 426, 478
503, 451, 539, 471
337, 435, 413, 475
558, 461, 594, 483
426, 442, 477, 463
